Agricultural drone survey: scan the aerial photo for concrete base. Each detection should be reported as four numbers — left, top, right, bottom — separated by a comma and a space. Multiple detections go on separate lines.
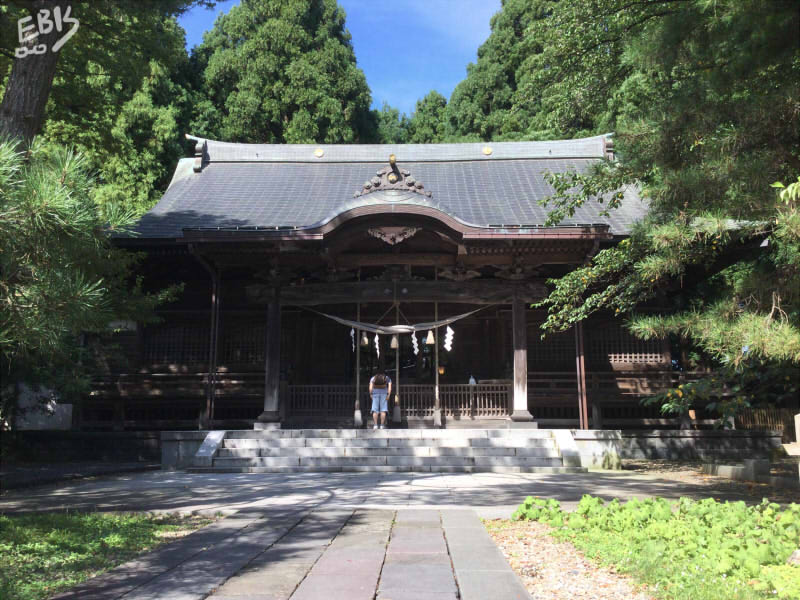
708, 458, 768, 480
572, 429, 783, 468
510, 410, 534, 422
254, 421, 282, 430
353, 409, 363, 428
257, 410, 281, 423
161, 431, 208, 469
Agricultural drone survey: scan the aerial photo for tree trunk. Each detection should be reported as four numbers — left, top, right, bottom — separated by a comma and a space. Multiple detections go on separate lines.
0, 2, 72, 145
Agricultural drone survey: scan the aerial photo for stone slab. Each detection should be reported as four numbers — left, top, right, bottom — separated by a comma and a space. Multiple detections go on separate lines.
453, 570, 531, 600
379, 564, 458, 595
376, 593, 458, 600
212, 562, 310, 597
289, 510, 393, 600
193, 430, 226, 468
388, 529, 448, 554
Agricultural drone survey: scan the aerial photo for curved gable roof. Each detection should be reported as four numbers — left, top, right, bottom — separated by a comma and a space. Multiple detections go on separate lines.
131, 135, 646, 239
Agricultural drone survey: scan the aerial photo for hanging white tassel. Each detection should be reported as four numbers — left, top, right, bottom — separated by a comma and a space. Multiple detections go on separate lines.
350, 328, 355, 352
444, 326, 454, 351
411, 333, 419, 355
374, 333, 380, 359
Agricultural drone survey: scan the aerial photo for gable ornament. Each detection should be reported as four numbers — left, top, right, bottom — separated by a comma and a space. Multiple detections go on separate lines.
354, 154, 432, 199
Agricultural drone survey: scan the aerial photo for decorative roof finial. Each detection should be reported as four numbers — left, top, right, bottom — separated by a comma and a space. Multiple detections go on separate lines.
354, 155, 432, 198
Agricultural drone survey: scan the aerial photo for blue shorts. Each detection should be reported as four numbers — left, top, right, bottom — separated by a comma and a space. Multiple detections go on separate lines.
371, 391, 388, 413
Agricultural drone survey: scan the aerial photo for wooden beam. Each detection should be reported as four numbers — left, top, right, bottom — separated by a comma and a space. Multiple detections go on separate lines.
335, 253, 455, 267
247, 280, 548, 306
331, 252, 587, 268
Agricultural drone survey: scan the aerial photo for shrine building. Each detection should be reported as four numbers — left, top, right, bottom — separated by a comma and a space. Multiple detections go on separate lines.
87, 134, 682, 431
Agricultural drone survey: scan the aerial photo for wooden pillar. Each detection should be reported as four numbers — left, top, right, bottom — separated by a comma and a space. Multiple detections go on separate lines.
393, 304, 401, 423
433, 298, 443, 427
354, 304, 363, 427
511, 297, 533, 421
574, 321, 590, 430
257, 291, 281, 426
189, 246, 219, 430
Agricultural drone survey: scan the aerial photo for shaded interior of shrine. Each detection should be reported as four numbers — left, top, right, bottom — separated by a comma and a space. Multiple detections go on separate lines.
85, 214, 683, 431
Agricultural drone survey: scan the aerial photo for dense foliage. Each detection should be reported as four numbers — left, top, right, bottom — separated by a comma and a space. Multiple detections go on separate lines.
0, 1, 208, 213
0, 512, 210, 600
190, 0, 374, 144
513, 495, 800, 600
445, 0, 550, 141
0, 140, 175, 424
528, 0, 800, 414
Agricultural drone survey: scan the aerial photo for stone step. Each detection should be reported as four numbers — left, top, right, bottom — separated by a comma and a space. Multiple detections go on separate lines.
191, 465, 587, 474
222, 437, 556, 449
623, 449, 772, 460
212, 455, 564, 468
216, 446, 561, 459
223, 428, 553, 440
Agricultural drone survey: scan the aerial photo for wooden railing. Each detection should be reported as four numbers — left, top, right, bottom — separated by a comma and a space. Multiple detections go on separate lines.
737, 408, 797, 442
88, 370, 708, 427
284, 383, 511, 420
528, 370, 702, 401
286, 385, 364, 419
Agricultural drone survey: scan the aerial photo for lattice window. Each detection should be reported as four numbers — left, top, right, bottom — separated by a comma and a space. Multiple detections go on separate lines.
527, 327, 574, 370
586, 322, 666, 366
220, 319, 266, 364
143, 321, 209, 366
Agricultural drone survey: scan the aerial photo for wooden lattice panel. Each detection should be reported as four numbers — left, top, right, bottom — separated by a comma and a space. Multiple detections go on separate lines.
586, 322, 666, 366
220, 320, 266, 364
527, 327, 574, 370
143, 321, 208, 366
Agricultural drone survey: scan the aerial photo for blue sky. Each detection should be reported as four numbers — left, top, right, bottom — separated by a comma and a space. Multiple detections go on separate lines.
177, 0, 502, 116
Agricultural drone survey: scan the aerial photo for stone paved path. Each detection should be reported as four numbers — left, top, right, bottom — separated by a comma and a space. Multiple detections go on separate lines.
6, 469, 774, 600
52, 507, 529, 600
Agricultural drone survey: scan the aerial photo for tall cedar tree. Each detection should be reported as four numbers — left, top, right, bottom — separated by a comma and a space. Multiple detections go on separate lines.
190, 0, 374, 143
407, 91, 447, 144
445, 0, 551, 141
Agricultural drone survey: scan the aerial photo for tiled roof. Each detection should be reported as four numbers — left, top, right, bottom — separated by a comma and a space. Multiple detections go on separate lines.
131, 135, 647, 239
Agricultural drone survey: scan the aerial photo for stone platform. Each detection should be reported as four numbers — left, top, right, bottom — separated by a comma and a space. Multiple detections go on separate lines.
183, 428, 586, 474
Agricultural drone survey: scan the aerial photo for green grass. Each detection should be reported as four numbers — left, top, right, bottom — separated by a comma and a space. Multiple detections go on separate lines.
511, 496, 800, 600
0, 512, 212, 600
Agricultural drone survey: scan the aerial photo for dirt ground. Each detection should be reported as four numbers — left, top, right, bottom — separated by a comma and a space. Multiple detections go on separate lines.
486, 519, 654, 600
620, 458, 799, 505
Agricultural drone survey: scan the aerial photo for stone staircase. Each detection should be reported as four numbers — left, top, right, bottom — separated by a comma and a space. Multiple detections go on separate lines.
191, 428, 587, 473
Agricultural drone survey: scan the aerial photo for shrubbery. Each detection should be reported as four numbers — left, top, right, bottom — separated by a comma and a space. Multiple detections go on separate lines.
512, 495, 800, 600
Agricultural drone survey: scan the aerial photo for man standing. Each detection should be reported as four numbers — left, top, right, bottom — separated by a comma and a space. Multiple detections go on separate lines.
369, 368, 392, 430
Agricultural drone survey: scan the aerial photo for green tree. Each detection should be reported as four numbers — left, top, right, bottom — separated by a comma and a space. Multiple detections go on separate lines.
444, 0, 550, 141
0, 140, 175, 425
532, 0, 800, 415
407, 91, 447, 144
191, 0, 374, 144
0, 1, 211, 144
371, 102, 408, 144
0, 2, 210, 213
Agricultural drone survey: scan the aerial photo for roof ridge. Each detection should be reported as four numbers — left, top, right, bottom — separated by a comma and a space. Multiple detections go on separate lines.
184, 133, 614, 164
